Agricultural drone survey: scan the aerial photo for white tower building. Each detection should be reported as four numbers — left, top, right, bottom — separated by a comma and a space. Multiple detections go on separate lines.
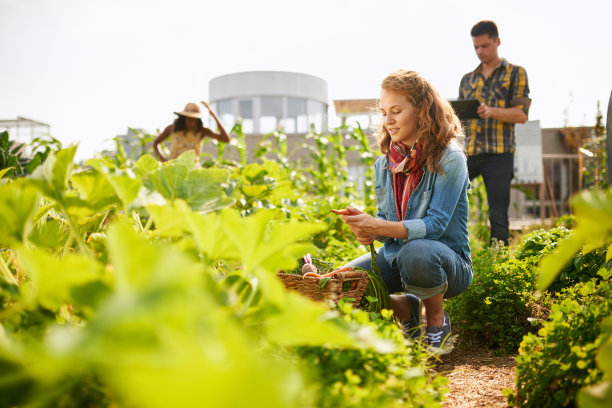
208, 71, 328, 134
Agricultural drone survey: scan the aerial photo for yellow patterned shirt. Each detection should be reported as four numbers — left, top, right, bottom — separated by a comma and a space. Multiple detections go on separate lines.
169, 130, 203, 162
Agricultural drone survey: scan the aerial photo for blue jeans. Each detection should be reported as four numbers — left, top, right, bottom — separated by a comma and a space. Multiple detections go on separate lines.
467, 153, 514, 245
345, 239, 473, 300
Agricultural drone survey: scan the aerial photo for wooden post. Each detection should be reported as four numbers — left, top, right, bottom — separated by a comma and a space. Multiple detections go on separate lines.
543, 165, 559, 219
539, 181, 546, 223
607, 90, 612, 186
578, 155, 583, 190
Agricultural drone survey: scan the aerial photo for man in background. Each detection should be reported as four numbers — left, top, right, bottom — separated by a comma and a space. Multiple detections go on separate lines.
459, 20, 531, 246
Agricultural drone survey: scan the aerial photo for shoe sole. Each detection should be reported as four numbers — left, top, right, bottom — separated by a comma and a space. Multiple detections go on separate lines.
428, 335, 455, 356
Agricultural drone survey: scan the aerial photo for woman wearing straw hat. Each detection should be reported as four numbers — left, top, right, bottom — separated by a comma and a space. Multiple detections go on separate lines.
153, 101, 230, 163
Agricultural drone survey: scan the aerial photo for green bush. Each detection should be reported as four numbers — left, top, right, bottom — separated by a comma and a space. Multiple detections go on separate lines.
447, 227, 610, 353
555, 214, 577, 229
514, 227, 570, 260
515, 226, 610, 293
447, 252, 537, 352
295, 302, 447, 408
514, 226, 610, 292
447, 228, 554, 351
0, 131, 61, 178
507, 269, 612, 407
549, 247, 610, 293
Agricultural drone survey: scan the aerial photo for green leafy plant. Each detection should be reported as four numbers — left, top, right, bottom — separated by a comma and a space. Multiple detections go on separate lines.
254, 129, 291, 169
345, 122, 377, 207
507, 269, 612, 407
467, 175, 490, 244
0, 143, 441, 407
447, 225, 609, 353
294, 300, 447, 408
0, 131, 61, 178
534, 189, 612, 407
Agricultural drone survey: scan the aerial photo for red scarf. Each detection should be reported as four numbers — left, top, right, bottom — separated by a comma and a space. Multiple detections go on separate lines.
387, 141, 423, 220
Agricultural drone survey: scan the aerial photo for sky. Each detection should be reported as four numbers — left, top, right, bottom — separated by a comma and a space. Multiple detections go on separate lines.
1, 0, 610, 160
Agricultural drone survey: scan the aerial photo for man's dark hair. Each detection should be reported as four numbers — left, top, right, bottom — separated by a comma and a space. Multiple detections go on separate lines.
470, 20, 499, 40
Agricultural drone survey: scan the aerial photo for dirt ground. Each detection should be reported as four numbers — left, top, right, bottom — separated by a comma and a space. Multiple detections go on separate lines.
433, 336, 517, 408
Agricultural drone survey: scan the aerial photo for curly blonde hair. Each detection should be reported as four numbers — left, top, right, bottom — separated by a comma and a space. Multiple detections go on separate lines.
376, 70, 464, 173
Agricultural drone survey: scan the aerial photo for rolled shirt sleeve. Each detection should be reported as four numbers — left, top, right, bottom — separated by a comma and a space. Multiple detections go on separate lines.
509, 66, 531, 115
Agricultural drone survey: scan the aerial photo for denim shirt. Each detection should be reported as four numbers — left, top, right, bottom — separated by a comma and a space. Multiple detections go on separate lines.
374, 143, 472, 265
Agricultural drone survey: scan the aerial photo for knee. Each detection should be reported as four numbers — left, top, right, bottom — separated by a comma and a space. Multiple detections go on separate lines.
396, 240, 440, 271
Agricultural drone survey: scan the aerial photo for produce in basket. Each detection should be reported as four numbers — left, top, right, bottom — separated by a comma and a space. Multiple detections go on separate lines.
301, 254, 318, 275
277, 256, 369, 306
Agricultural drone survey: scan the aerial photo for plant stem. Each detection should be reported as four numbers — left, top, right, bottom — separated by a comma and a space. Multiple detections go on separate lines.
0, 253, 18, 285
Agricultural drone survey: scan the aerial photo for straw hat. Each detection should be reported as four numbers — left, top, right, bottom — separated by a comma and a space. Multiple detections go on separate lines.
174, 102, 202, 119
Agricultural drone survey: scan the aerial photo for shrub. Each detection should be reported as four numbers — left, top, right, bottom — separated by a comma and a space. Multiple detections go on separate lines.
515, 226, 610, 293
507, 269, 612, 407
0, 131, 61, 178
448, 227, 609, 353
446, 252, 538, 352
295, 302, 447, 408
548, 247, 610, 293
555, 214, 576, 229
514, 227, 570, 260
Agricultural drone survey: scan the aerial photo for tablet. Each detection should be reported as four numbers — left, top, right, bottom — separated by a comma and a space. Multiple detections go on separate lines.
449, 99, 481, 120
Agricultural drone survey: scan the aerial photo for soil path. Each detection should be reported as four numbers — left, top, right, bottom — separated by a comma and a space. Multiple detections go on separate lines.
433, 336, 517, 408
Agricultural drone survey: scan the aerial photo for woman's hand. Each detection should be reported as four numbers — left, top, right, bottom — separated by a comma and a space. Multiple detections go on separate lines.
332, 206, 379, 245
201, 100, 213, 113
200, 100, 230, 143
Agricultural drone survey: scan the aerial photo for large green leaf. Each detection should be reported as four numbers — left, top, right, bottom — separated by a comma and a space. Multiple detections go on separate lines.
17, 247, 104, 310
107, 174, 141, 210
82, 159, 143, 210
132, 154, 160, 179
142, 160, 234, 212
219, 208, 325, 275
264, 291, 355, 347
27, 218, 70, 250
182, 168, 235, 212
30, 145, 78, 200
146, 201, 241, 261
538, 189, 612, 291
0, 180, 40, 246
146, 201, 192, 238
235, 161, 298, 203
143, 163, 189, 201
71, 170, 120, 212
105, 220, 201, 291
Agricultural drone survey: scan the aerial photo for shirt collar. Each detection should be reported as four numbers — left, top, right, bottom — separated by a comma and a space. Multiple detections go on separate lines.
474, 57, 508, 74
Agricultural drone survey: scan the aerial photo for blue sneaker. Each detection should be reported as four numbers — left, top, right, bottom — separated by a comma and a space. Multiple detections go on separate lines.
425, 311, 453, 355
402, 294, 422, 339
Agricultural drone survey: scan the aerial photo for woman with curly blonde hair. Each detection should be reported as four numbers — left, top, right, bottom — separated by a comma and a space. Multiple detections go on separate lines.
338, 70, 473, 355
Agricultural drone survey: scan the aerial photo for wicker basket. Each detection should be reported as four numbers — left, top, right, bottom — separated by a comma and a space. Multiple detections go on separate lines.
277, 259, 370, 306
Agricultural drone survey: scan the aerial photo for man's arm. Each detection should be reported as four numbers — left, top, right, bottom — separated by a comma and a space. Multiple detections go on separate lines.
477, 104, 528, 123
478, 65, 530, 124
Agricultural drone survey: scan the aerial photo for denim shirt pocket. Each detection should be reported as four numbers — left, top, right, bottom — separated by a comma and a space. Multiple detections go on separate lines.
414, 189, 432, 219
